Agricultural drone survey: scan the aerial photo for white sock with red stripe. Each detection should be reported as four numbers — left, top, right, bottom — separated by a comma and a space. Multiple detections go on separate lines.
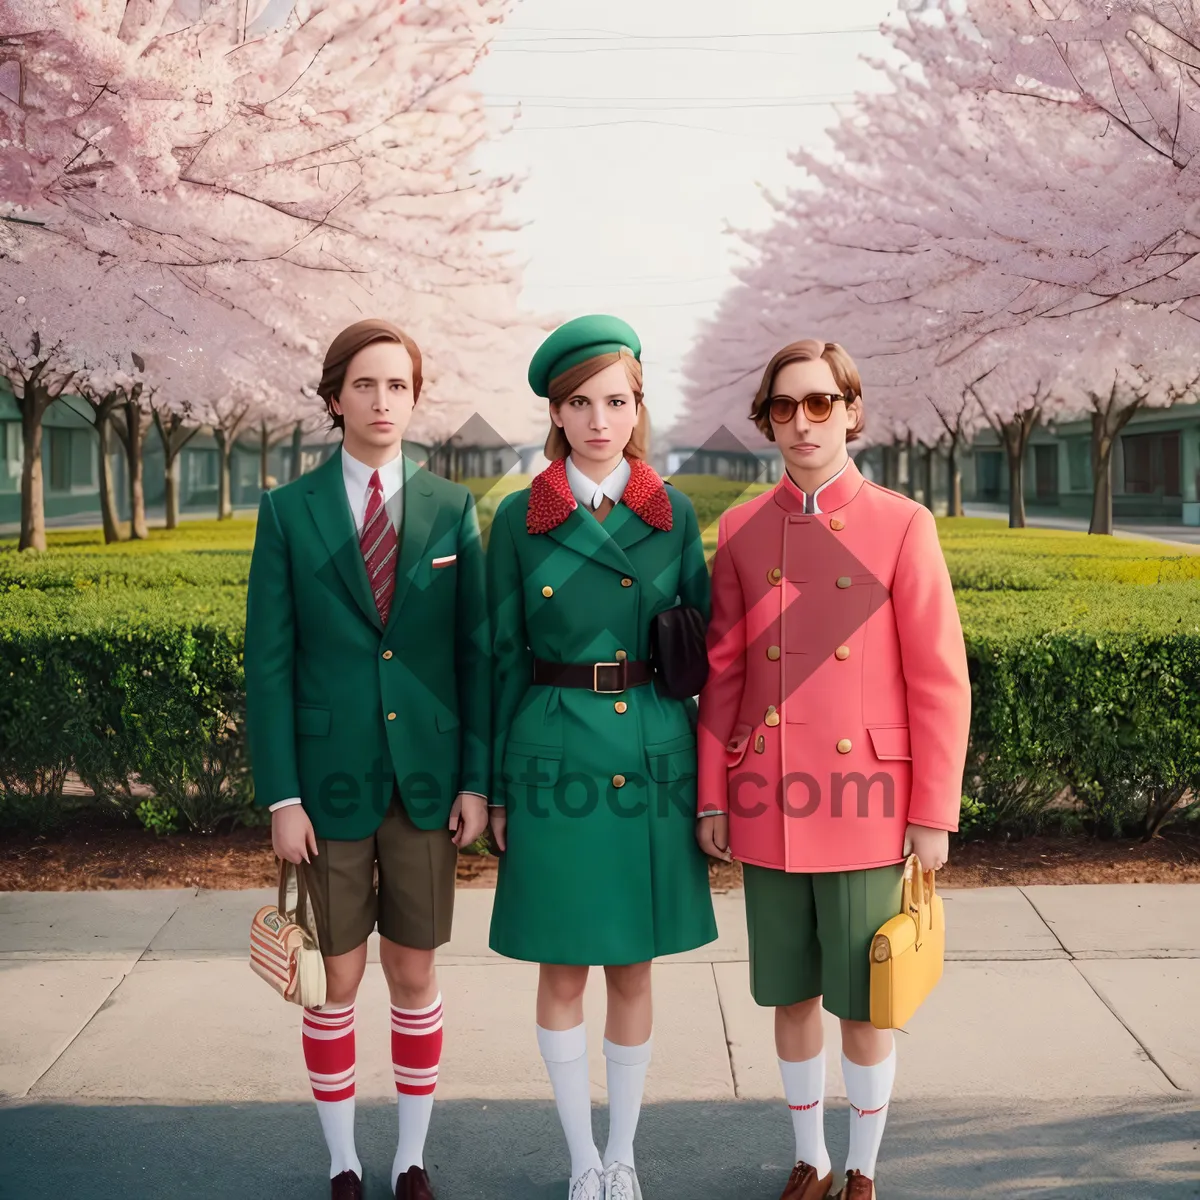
778, 1051, 831, 1177
302, 1004, 361, 1181
391, 994, 444, 1185
843, 1043, 896, 1180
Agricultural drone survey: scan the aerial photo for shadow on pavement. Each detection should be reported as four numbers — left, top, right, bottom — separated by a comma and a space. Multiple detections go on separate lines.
0, 1097, 1196, 1199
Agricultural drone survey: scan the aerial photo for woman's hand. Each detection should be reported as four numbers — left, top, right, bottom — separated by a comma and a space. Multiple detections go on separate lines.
489, 807, 507, 853
449, 792, 489, 848
696, 813, 732, 862
903, 823, 949, 871
272, 805, 318, 865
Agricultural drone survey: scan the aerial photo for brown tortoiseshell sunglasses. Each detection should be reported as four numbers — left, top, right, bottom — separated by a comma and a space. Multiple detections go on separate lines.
767, 392, 849, 424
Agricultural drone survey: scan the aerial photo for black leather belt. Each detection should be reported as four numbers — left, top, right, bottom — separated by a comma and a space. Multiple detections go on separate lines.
532, 656, 653, 694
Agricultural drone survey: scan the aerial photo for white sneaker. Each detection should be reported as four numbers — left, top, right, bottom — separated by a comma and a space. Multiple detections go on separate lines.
602, 1162, 643, 1200
569, 1167, 604, 1200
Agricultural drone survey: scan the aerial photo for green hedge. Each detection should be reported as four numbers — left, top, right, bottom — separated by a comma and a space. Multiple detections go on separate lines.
2, 490, 1198, 840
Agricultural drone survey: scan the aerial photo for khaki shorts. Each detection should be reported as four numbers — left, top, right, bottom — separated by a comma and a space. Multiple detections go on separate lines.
300, 790, 457, 958
743, 861, 904, 1021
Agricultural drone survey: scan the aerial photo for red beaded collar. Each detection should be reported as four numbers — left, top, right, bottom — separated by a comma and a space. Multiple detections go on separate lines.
526, 456, 673, 535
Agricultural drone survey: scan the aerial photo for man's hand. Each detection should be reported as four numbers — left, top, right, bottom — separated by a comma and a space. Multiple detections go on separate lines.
903, 823, 949, 871
696, 813, 732, 862
489, 808, 507, 853
449, 792, 489, 848
272, 805, 318, 865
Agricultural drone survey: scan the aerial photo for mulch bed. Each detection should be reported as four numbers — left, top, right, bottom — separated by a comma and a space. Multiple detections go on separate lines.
2, 817, 1199, 891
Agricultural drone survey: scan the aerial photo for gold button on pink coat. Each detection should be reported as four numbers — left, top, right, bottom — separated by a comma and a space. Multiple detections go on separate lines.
697, 459, 971, 873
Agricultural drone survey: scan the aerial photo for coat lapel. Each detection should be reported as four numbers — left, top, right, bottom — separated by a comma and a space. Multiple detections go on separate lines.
305, 448, 383, 633
384, 455, 437, 636
546, 502, 636, 579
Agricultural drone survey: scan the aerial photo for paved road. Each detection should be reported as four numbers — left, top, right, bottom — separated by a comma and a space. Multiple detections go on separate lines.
2, 885, 1198, 1199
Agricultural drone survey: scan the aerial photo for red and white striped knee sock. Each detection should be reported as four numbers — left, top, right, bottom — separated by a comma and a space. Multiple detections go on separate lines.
391, 994, 444, 1184
302, 1004, 361, 1180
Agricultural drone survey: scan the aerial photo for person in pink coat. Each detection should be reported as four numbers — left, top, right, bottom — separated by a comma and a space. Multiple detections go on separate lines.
695, 339, 971, 1200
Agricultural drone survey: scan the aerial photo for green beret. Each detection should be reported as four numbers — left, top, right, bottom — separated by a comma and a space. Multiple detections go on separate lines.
528, 314, 642, 398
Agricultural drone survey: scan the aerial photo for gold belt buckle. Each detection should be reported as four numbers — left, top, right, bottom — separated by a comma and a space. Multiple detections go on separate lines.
592, 661, 625, 693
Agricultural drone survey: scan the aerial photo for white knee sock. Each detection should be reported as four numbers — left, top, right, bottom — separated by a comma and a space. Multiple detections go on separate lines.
778, 1051, 831, 1177
601, 1036, 652, 1169
537, 1023, 603, 1181
842, 1043, 896, 1180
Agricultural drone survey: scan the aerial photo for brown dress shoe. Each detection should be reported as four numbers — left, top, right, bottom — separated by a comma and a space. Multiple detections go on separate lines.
395, 1164, 435, 1200
780, 1160, 834, 1200
836, 1169, 876, 1199
331, 1170, 363, 1200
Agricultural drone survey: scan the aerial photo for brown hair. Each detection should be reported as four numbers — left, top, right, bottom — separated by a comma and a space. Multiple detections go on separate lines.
317, 319, 424, 433
749, 339, 864, 443
543, 347, 651, 461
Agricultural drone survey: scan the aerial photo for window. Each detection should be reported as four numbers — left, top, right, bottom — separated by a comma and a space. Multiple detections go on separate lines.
71, 430, 96, 488
1122, 431, 1181, 496
2, 423, 21, 492
48, 428, 71, 492
1066, 437, 1091, 491
975, 450, 1002, 501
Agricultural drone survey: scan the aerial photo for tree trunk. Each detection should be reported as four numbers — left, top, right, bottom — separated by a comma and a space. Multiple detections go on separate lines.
260, 421, 271, 490
96, 411, 122, 544
995, 408, 1039, 529
1089, 411, 1119, 536
214, 429, 234, 520
882, 444, 900, 491
120, 392, 149, 540
905, 432, 918, 500
164, 451, 180, 530
18, 399, 47, 552
947, 435, 963, 516
291, 421, 304, 482
922, 444, 935, 512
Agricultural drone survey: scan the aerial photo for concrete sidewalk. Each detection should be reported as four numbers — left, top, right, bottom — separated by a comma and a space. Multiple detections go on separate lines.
2, 885, 1198, 1198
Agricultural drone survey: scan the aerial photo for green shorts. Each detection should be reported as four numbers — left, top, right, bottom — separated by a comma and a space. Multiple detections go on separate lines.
742, 862, 905, 1021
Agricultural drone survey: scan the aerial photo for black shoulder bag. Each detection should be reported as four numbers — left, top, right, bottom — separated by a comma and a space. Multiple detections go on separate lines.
648, 604, 710, 700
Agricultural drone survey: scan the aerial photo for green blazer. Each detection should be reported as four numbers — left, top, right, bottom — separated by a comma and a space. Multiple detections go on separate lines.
244, 447, 490, 841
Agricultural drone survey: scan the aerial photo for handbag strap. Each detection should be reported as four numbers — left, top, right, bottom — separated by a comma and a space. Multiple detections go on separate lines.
276, 858, 318, 945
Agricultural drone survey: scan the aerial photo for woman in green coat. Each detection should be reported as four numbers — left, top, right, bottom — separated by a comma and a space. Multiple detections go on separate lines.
487, 315, 717, 1200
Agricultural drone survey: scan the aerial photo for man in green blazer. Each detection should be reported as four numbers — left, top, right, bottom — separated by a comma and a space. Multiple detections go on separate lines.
244, 319, 490, 1200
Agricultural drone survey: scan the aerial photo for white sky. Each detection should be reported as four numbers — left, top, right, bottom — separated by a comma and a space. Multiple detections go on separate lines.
472, 0, 903, 432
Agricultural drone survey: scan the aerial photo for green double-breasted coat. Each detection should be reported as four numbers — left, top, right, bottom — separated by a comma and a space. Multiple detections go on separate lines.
486, 470, 718, 965
243, 448, 490, 841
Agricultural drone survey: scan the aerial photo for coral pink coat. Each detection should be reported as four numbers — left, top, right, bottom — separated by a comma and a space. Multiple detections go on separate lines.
696, 458, 970, 873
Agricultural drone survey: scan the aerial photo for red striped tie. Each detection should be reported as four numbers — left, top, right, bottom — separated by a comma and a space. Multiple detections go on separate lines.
360, 469, 398, 625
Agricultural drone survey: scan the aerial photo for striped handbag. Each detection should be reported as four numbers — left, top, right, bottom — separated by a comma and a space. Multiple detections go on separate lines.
249, 859, 327, 1008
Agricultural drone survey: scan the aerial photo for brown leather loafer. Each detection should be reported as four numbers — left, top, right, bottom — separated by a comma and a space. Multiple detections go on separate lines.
331, 1170, 363, 1200
780, 1160, 834, 1200
395, 1165, 435, 1200
836, 1169, 876, 1199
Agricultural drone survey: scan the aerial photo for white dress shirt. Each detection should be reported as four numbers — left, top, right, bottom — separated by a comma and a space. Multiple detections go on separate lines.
565, 453, 631, 510
269, 445, 486, 813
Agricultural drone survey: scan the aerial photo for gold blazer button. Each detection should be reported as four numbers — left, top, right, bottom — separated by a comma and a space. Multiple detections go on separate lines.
764, 706, 781, 727
755, 734, 765, 753
612, 774, 626, 788
614, 701, 627, 713
766, 645, 781, 660
382, 650, 393, 660
836, 737, 852, 754
768, 567, 782, 585
836, 576, 852, 589
830, 518, 845, 531
542, 585, 554, 597
621, 577, 633, 587
388, 712, 397, 721
834, 645, 850, 660
615, 649, 627, 660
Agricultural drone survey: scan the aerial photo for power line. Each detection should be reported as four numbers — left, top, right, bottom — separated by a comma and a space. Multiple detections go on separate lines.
491, 27, 880, 41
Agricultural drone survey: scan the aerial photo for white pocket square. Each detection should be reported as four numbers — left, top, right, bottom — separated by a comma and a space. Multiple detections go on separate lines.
431, 554, 457, 568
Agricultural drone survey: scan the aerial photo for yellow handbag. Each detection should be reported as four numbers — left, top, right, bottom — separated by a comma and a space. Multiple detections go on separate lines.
869, 854, 945, 1029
